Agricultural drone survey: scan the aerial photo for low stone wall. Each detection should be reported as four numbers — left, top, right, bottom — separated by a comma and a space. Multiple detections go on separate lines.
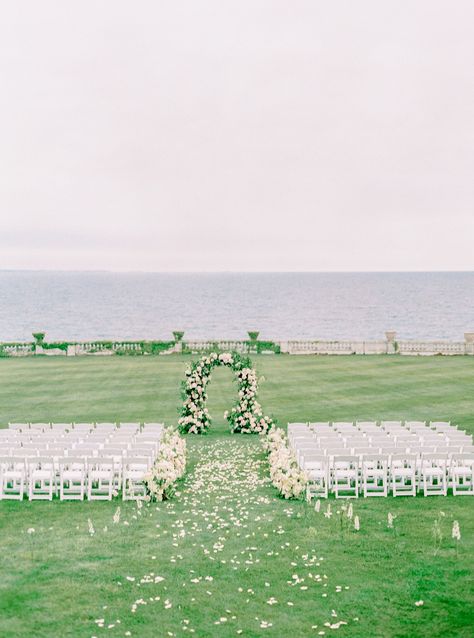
1, 332, 473, 357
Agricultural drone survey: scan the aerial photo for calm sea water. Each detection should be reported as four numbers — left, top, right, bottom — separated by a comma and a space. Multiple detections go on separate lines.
0, 271, 472, 342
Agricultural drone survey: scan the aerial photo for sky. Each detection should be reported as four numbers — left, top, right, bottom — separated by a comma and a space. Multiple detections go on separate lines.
0, 1, 473, 272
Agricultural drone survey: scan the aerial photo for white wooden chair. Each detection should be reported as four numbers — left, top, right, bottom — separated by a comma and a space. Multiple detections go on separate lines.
420, 454, 447, 496
303, 454, 329, 499
390, 453, 417, 496
122, 457, 149, 500
28, 457, 55, 500
332, 455, 359, 498
449, 453, 474, 495
59, 457, 86, 500
87, 457, 115, 500
361, 454, 388, 497
0, 456, 26, 500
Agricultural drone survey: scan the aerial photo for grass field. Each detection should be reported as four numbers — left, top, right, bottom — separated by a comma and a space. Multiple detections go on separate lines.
0, 355, 473, 638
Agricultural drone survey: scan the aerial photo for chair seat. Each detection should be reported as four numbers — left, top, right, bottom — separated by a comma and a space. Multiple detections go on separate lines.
392, 468, 414, 477
452, 467, 473, 476
125, 471, 145, 479
335, 470, 357, 479
62, 471, 84, 480
308, 469, 326, 479
3, 471, 24, 479
364, 469, 386, 477
423, 468, 445, 477
31, 470, 54, 479
90, 470, 113, 479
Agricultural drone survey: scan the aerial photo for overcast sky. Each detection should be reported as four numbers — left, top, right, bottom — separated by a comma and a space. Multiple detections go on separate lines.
0, 1, 473, 271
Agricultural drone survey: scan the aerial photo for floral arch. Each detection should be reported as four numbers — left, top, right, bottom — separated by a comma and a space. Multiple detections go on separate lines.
178, 352, 274, 434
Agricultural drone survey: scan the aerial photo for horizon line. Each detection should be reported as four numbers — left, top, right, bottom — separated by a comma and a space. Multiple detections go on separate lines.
1, 268, 474, 274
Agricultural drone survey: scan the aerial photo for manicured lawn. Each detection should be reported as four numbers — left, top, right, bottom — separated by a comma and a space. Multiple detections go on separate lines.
0, 355, 473, 637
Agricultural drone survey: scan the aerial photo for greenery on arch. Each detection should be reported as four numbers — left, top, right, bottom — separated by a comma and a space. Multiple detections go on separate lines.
178, 352, 274, 434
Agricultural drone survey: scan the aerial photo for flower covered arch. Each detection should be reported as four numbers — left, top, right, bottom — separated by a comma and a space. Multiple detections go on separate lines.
178, 352, 274, 434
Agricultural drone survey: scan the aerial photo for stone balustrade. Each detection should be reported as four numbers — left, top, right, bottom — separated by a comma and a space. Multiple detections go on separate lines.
1, 332, 473, 357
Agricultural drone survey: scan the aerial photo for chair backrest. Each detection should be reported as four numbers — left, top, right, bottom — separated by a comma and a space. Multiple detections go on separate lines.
28, 456, 55, 469
59, 457, 85, 469
333, 455, 359, 469
353, 446, 376, 456
451, 453, 474, 464
405, 421, 426, 428
74, 423, 94, 431
0, 455, 26, 469
301, 454, 327, 469
124, 456, 150, 470
8, 423, 28, 431
362, 454, 388, 467
391, 453, 417, 467
381, 421, 403, 428
127, 447, 155, 458
429, 421, 451, 429
88, 456, 114, 469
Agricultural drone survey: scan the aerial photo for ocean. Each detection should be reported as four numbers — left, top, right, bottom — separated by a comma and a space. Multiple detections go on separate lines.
0, 271, 472, 342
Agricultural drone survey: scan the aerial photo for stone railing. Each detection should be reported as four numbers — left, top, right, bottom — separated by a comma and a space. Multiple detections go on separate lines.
0, 331, 473, 357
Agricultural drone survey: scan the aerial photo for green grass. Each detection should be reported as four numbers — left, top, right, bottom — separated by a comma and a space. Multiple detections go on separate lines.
0, 355, 473, 638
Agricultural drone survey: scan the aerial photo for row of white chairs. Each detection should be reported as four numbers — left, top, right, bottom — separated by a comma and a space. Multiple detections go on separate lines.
288, 422, 473, 452
4, 422, 163, 433
300, 452, 474, 499
0, 455, 152, 501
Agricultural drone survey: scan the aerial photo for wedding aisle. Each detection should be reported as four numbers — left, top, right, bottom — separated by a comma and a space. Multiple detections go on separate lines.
91, 437, 353, 637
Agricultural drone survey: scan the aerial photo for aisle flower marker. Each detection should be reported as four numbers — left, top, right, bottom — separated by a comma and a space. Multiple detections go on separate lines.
262, 426, 308, 499
178, 352, 274, 434
143, 427, 186, 501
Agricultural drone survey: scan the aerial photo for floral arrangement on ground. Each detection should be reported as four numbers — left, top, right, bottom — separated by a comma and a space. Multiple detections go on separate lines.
263, 426, 308, 499
143, 427, 186, 501
178, 351, 274, 434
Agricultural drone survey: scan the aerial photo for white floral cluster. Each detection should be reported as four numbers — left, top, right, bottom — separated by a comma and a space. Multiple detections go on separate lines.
263, 426, 308, 499
143, 427, 186, 501
178, 352, 274, 434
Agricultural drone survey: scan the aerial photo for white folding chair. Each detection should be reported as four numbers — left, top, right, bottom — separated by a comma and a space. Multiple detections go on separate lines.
420, 453, 447, 496
0, 456, 26, 500
122, 457, 149, 500
332, 455, 359, 498
361, 454, 388, 497
87, 457, 115, 500
28, 457, 55, 500
449, 453, 474, 496
391, 453, 417, 497
59, 457, 86, 500
303, 454, 329, 499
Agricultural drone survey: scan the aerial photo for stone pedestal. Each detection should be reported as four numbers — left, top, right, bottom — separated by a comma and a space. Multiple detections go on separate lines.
385, 331, 397, 354
67, 344, 76, 356
465, 333, 474, 355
